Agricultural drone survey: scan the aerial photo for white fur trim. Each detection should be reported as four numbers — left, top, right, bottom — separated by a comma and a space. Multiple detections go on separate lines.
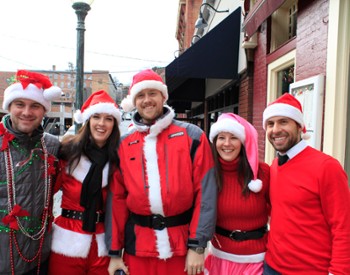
209, 118, 246, 143
51, 224, 108, 257
133, 105, 175, 134
43, 86, 63, 101
51, 224, 91, 257
74, 103, 121, 125
81, 102, 121, 125
120, 95, 134, 113
143, 111, 173, 259
96, 233, 109, 256
127, 123, 135, 132
130, 80, 168, 106
74, 109, 84, 124
248, 179, 262, 193
301, 132, 311, 140
209, 243, 265, 263
263, 103, 304, 130
3, 83, 62, 112
69, 155, 109, 188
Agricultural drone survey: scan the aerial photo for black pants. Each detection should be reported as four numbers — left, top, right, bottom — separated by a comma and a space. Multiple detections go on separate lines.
23, 259, 49, 275
263, 262, 282, 275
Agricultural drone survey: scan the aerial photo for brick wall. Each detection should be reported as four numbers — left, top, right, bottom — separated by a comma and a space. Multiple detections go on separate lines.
239, 69, 254, 124
296, 0, 329, 81
239, 73, 249, 119
249, 0, 330, 161
252, 22, 268, 161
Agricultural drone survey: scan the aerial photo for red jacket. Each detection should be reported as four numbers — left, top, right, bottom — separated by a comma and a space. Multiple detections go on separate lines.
105, 106, 217, 259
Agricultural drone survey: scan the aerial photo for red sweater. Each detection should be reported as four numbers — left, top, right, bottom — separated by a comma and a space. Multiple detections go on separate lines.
211, 158, 270, 255
266, 146, 350, 275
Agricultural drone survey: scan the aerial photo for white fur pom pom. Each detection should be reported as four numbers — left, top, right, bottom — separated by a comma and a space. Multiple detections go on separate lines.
120, 95, 134, 112
302, 132, 311, 140
43, 86, 63, 101
74, 109, 84, 124
248, 179, 262, 193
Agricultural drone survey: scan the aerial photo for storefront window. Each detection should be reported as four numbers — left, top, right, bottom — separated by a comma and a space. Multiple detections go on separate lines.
277, 65, 294, 95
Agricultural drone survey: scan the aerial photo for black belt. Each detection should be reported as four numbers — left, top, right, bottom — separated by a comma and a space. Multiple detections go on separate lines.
130, 208, 192, 230
61, 209, 105, 223
216, 225, 267, 241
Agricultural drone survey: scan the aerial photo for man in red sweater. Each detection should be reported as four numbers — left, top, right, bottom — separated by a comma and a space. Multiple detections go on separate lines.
262, 93, 350, 275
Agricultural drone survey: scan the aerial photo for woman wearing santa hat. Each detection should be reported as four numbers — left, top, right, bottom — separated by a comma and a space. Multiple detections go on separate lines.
48, 90, 122, 275
205, 113, 270, 275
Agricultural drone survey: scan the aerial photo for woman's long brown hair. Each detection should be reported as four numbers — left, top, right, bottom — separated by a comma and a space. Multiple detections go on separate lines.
59, 118, 120, 177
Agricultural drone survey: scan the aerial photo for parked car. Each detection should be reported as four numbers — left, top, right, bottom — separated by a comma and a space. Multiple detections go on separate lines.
122, 111, 133, 120
64, 125, 76, 136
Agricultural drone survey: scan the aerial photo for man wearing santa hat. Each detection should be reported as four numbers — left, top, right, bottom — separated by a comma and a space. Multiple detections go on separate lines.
262, 93, 350, 275
105, 69, 217, 275
0, 70, 62, 274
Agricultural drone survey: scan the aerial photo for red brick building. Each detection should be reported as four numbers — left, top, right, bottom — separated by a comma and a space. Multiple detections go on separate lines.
243, 0, 350, 178
168, 0, 350, 178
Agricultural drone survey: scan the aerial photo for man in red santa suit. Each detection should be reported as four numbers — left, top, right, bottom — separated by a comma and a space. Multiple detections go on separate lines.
262, 93, 350, 275
105, 69, 217, 275
49, 90, 122, 275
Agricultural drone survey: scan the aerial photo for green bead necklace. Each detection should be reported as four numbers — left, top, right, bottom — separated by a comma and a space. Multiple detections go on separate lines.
0, 139, 41, 186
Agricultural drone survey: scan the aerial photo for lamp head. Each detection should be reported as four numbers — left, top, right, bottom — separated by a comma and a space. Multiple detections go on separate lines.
195, 3, 229, 29
191, 34, 202, 45
195, 15, 208, 28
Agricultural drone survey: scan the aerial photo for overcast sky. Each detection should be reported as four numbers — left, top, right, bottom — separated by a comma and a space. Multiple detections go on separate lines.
0, 0, 179, 84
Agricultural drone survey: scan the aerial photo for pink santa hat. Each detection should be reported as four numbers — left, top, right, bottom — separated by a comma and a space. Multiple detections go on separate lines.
262, 93, 310, 139
121, 69, 168, 112
209, 113, 262, 193
74, 90, 121, 125
3, 70, 62, 112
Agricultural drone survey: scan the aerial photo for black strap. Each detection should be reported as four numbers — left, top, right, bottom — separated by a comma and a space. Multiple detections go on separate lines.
215, 225, 267, 241
190, 139, 200, 162
61, 208, 104, 223
130, 208, 192, 230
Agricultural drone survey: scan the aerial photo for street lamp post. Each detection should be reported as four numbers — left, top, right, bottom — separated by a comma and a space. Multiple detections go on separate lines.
71, 0, 94, 133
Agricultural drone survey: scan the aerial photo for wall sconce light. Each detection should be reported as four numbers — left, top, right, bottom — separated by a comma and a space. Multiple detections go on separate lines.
191, 34, 202, 45
174, 49, 184, 58
195, 3, 229, 29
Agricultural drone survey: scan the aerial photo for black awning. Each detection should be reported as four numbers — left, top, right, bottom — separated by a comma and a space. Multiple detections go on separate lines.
242, 0, 286, 38
165, 7, 241, 112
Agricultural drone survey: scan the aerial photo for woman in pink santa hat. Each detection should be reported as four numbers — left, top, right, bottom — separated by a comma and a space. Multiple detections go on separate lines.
49, 90, 123, 275
205, 113, 270, 275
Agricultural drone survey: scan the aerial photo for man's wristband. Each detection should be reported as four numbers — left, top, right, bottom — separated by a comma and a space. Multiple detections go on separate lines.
189, 246, 205, 254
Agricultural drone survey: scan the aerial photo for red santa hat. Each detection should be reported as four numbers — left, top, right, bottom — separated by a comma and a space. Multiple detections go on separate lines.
263, 93, 310, 139
121, 69, 168, 112
209, 113, 262, 193
3, 70, 62, 112
74, 90, 121, 125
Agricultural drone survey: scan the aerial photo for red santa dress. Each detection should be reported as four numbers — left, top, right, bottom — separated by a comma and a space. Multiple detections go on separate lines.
48, 156, 111, 275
